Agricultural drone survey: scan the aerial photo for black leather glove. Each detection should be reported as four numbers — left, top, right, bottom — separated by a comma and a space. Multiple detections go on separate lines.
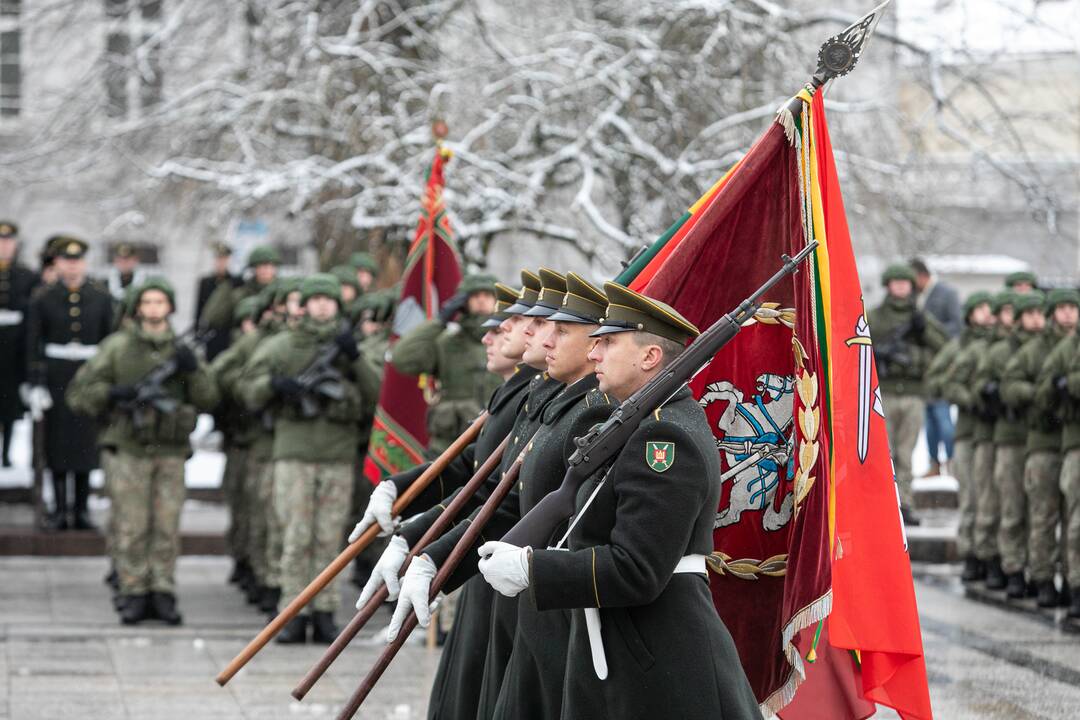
981, 381, 999, 399
1056, 375, 1069, 392
174, 345, 198, 374
437, 292, 468, 324
271, 375, 303, 399
335, 329, 360, 361
108, 384, 138, 403
909, 312, 926, 336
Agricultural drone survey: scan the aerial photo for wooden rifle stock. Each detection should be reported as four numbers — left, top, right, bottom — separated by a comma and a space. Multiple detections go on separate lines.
335, 457, 523, 719
214, 411, 489, 686
291, 434, 510, 700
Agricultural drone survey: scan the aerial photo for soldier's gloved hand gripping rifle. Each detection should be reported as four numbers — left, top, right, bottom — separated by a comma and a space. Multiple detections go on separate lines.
333, 242, 818, 719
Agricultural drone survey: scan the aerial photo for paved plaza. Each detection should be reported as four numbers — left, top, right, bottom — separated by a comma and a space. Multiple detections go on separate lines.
0, 556, 1078, 719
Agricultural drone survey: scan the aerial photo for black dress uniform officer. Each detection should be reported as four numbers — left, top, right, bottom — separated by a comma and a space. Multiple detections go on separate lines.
25, 237, 114, 530
0, 221, 39, 467
478, 283, 762, 720
195, 242, 241, 361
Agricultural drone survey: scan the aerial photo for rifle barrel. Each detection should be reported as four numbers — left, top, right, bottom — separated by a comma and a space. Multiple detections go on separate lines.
335, 457, 523, 720
291, 434, 511, 700
214, 411, 489, 686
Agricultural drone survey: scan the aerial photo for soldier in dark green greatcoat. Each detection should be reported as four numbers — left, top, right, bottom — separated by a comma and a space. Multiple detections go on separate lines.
477, 282, 762, 720
390, 273, 503, 456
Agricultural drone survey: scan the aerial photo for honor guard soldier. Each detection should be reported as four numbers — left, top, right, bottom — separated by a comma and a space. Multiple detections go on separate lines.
477, 283, 762, 720
195, 242, 242, 361
106, 242, 145, 303
67, 278, 219, 624
390, 273, 503, 457
0, 221, 39, 466
239, 274, 380, 643
25, 237, 113, 530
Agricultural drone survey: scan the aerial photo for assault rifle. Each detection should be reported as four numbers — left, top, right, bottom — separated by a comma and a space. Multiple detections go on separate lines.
117, 328, 212, 429
871, 317, 916, 380
501, 242, 818, 548
291, 327, 348, 418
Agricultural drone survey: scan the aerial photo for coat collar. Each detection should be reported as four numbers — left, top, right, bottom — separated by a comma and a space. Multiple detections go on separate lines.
541, 373, 599, 425
488, 364, 535, 414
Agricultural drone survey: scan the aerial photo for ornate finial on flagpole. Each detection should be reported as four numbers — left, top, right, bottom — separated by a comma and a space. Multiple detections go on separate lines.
432, 119, 452, 160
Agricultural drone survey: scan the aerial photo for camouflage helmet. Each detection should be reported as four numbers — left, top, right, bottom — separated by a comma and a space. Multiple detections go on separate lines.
247, 245, 281, 267
1013, 290, 1046, 315
881, 263, 917, 286
350, 251, 379, 275
963, 290, 994, 319
991, 290, 1018, 315
300, 273, 342, 305
330, 264, 360, 292
459, 273, 498, 296
133, 276, 176, 312
1004, 271, 1037, 289
273, 276, 303, 305
1046, 288, 1080, 312
233, 295, 261, 326
355, 289, 396, 324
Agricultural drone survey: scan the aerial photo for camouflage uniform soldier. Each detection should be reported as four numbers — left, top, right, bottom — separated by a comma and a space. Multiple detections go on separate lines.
67, 278, 219, 625
1034, 289, 1080, 613
974, 291, 1036, 597
1005, 271, 1038, 295
868, 264, 947, 525
390, 273, 503, 457
240, 274, 379, 643
350, 251, 379, 295
330, 264, 360, 313
1003, 289, 1076, 607
200, 245, 280, 343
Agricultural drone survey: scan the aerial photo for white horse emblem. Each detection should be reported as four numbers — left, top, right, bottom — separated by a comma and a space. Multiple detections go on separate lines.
699, 373, 795, 532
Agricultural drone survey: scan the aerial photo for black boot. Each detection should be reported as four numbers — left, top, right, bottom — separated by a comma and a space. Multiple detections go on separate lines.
900, 505, 921, 527
120, 594, 150, 625
259, 587, 281, 614
1, 419, 12, 467
246, 582, 264, 605
1036, 580, 1059, 608
228, 559, 245, 584
984, 557, 1007, 590
45, 472, 69, 531
1059, 581, 1072, 608
311, 612, 339, 644
1069, 594, 1080, 619
961, 555, 985, 583
276, 615, 308, 644
71, 472, 95, 530
1004, 572, 1026, 599
148, 592, 183, 626
104, 567, 119, 589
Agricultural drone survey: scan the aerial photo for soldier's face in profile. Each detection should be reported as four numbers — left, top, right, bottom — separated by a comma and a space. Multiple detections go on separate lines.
499, 315, 529, 363
306, 295, 339, 322
0, 237, 15, 262
254, 262, 277, 285
522, 316, 553, 368
1020, 309, 1046, 332
544, 321, 597, 383
588, 333, 633, 399
137, 289, 172, 325
1053, 303, 1079, 330
484, 327, 517, 375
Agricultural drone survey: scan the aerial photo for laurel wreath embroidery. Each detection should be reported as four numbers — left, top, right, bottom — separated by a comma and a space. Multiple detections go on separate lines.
707, 551, 788, 579
792, 337, 820, 517
742, 303, 796, 329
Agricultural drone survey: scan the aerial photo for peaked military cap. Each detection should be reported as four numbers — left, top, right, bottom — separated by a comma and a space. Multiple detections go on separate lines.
300, 273, 342, 304
505, 269, 542, 315
134, 276, 176, 310
963, 290, 994, 319
0, 221, 17, 238
1005, 271, 1037, 289
591, 282, 699, 344
991, 290, 1017, 314
55, 235, 88, 259
212, 241, 232, 257
114, 242, 137, 259
1047, 288, 1080, 311
482, 283, 520, 328
1014, 290, 1045, 314
248, 245, 282, 267
548, 272, 606, 325
523, 268, 567, 318
350, 251, 379, 275
881, 263, 916, 285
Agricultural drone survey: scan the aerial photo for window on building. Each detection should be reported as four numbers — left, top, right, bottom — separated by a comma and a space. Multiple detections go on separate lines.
103, 0, 164, 119
0, 0, 20, 118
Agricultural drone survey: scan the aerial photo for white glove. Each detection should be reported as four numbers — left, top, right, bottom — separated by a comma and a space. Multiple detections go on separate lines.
26, 385, 53, 422
349, 480, 399, 540
478, 541, 532, 598
387, 554, 439, 642
356, 535, 409, 609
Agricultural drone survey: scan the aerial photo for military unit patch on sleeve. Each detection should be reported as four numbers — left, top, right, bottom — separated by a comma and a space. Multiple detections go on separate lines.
646, 441, 674, 473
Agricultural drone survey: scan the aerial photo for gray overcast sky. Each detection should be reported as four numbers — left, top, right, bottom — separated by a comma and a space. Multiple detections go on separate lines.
897, 0, 1079, 54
